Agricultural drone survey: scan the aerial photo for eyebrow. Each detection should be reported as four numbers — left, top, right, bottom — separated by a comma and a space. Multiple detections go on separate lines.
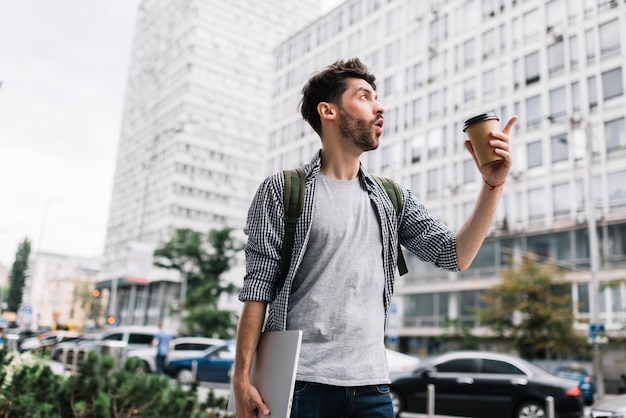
354, 85, 377, 100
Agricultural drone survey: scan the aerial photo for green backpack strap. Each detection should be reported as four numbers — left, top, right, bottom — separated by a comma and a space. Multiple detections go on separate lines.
375, 176, 409, 276
278, 167, 306, 293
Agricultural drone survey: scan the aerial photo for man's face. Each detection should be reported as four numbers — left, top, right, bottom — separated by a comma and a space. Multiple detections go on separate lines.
337, 78, 385, 151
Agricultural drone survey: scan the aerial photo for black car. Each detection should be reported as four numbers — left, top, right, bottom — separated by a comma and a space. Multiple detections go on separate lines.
390, 351, 584, 418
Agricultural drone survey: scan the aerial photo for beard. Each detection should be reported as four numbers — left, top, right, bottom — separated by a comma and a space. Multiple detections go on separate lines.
338, 106, 381, 152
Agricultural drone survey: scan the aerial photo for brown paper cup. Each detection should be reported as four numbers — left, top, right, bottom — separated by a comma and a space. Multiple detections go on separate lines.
463, 113, 503, 166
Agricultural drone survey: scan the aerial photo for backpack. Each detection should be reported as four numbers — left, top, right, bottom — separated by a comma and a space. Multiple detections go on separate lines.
277, 168, 409, 293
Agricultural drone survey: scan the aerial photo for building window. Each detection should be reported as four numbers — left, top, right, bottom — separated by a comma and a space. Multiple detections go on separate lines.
606, 117, 625, 152
585, 28, 595, 63
551, 133, 568, 163
546, 0, 566, 30
571, 81, 581, 113
528, 187, 545, 219
527, 140, 543, 168
383, 75, 394, 97
552, 182, 570, 216
411, 173, 421, 197
482, 0, 497, 19
429, 91, 441, 120
483, 68, 496, 100
463, 159, 476, 184
463, 77, 476, 102
569, 34, 579, 68
523, 8, 540, 39
427, 168, 438, 196
599, 18, 619, 57
483, 28, 496, 58
412, 98, 423, 125
608, 170, 626, 209
525, 51, 540, 84
549, 86, 567, 119
463, 38, 476, 68
602, 67, 623, 101
547, 40, 565, 74
427, 128, 443, 158
588, 75, 598, 109
525, 95, 541, 128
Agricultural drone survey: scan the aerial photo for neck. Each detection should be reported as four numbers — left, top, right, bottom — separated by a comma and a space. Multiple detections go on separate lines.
319, 145, 361, 180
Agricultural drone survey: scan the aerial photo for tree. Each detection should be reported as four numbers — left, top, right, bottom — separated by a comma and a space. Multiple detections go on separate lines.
478, 256, 588, 359
6, 238, 31, 313
153, 227, 242, 338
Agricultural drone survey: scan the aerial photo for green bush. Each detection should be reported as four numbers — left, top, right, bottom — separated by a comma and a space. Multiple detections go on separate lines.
0, 347, 232, 418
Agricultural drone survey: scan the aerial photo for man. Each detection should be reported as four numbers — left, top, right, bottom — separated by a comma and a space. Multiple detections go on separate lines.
233, 58, 517, 417
152, 322, 173, 375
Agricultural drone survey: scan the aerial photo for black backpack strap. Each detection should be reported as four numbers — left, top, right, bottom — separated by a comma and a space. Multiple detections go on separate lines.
278, 168, 306, 293
375, 176, 409, 276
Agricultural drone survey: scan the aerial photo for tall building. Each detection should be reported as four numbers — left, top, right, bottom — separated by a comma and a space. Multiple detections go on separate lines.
269, 0, 626, 356
100, 0, 322, 326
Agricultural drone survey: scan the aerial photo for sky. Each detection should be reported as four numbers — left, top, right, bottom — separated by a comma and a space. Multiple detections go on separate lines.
0, 0, 342, 267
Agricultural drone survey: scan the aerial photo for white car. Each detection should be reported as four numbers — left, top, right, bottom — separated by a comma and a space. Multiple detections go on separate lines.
386, 348, 420, 374
131, 336, 225, 373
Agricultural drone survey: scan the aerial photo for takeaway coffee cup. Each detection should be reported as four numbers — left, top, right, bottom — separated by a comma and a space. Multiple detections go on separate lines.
463, 112, 503, 166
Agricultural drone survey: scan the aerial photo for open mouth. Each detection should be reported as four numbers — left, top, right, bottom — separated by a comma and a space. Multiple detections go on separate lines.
374, 117, 384, 133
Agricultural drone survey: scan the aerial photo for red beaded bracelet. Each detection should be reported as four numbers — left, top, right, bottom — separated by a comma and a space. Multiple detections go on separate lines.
483, 177, 506, 190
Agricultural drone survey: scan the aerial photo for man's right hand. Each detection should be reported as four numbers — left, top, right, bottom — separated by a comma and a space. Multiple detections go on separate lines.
235, 381, 270, 418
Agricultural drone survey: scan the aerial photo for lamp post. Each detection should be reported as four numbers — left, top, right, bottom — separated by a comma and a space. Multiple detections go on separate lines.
551, 114, 604, 398
579, 118, 604, 399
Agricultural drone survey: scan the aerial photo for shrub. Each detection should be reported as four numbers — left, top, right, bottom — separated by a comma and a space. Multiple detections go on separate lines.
0, 347, 232, 417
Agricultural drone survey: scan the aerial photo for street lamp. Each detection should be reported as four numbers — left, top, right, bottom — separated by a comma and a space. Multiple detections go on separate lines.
577, 117, 604, 399
557, 114, 604, 398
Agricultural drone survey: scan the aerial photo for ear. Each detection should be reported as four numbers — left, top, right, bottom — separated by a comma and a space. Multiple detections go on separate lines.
317, 102, 337, 122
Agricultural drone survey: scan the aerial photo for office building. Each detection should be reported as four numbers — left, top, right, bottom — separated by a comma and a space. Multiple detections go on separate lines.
268, 0, 626, 355
100, 0, 322, 325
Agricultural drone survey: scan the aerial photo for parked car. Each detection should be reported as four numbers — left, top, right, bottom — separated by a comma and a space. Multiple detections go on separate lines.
130, 336, 225, 373
386, 348, 420, 374
3, 328, 41, 351
590, 393, 626, 417
51, 332, 103, 362
19, 330, 82, 353
164, 341, 235, 384
555, 363, 595, 405
389, 351, 584, 418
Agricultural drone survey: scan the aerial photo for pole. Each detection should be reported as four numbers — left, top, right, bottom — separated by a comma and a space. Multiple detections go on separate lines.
427, 384, 435, 418
584, 120, 604, 398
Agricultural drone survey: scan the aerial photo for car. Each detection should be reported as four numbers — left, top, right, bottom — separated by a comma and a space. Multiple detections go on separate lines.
51, 332, 103, 362
129, 336, 225, 373
555, 363, 595, 405
19, 330, 82, 353
164, 341, 235, 384
590, 393, 626, 417
389, 351, 584, 418
3, 328, 41, 351
386, 348, 420, 374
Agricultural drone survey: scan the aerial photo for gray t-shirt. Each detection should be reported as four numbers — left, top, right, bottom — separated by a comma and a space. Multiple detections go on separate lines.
287, 173, 388, 386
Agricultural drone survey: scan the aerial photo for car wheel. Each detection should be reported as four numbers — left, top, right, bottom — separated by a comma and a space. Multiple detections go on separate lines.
389, 387, 404, 418
177, 368, 194, 385
515, 400, 545, 418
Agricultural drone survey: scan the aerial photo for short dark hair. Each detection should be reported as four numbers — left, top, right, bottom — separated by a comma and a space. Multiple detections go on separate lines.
300, 57, 377, 136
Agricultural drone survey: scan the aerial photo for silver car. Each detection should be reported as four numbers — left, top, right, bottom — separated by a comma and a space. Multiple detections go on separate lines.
590, 394, 626, 418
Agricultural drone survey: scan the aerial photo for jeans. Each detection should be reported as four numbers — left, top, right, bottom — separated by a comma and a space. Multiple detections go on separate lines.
155, 354, 166, 374
290, 381, 394, 418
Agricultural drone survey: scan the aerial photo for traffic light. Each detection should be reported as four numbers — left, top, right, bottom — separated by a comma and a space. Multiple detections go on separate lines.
92, 289, 101, 298
107, 316, 116, 326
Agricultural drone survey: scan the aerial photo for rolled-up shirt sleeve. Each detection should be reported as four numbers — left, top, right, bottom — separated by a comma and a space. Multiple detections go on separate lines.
398, 188, 459, 271
239, 174, 285, 302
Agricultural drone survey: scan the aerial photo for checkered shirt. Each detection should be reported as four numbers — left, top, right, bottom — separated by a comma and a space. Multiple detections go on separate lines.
239, 151, 459, 331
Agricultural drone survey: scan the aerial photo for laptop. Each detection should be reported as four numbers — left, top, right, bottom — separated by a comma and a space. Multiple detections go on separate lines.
227, 330, 303, 417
